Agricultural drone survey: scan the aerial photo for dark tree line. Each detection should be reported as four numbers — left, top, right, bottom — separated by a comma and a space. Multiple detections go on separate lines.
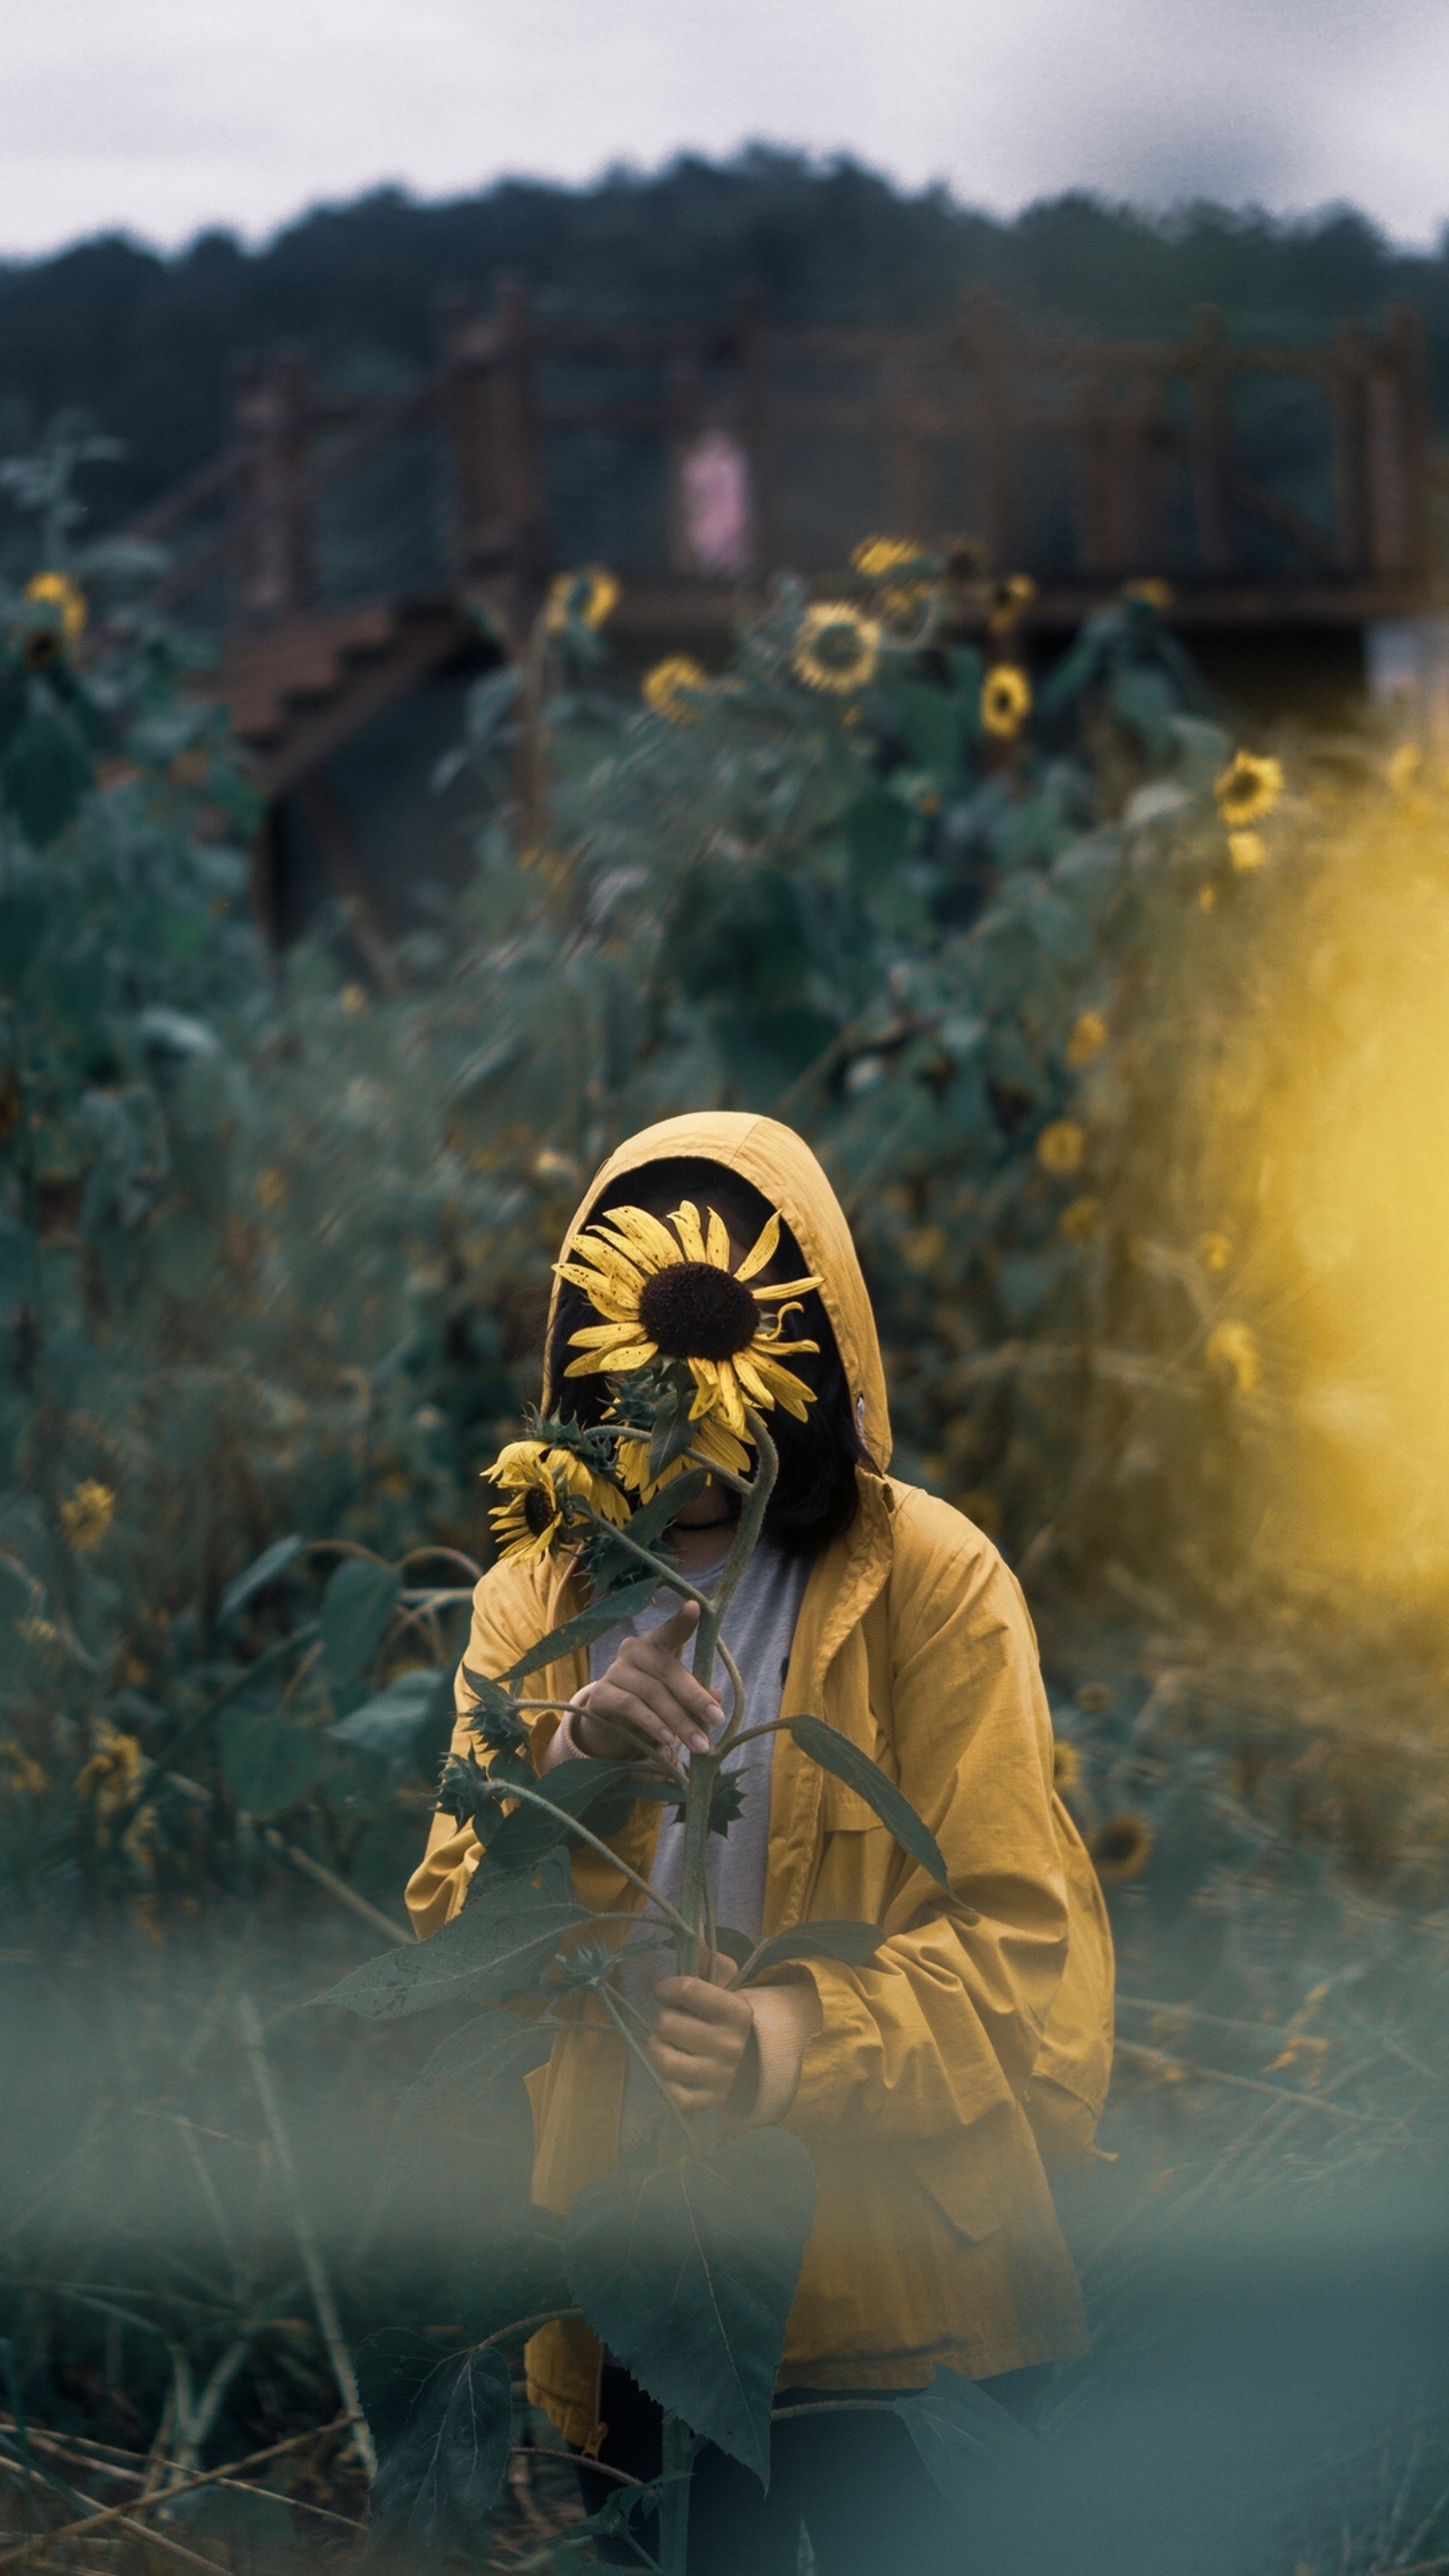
2, 147, 1446, 528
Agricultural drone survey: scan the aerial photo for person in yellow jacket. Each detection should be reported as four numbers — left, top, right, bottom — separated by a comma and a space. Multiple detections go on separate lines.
407, 1110, 1114, 2574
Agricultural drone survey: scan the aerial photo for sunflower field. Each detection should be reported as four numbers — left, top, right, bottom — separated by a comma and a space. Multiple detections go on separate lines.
1, 452, 1447, 2573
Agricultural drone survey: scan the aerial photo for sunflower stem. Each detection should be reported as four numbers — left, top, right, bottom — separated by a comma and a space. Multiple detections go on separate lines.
676, 1415, 777, 1974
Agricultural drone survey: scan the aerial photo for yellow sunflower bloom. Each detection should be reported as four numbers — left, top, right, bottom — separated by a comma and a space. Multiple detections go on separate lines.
1052, 1741, 1081, 1794
1204, 1320, 1259, 1395
1059, 1193, 1102, 1244
792, 602, 880, 696
642, 656, 711, 723
546, 566, 620, 635
851, 535, 926, 579
24, 570, 87, 644
986, 572, 1036, 633
1214, 750, 1282, 828
1066, 1008, 1108, 1067
559, 1200, 821, 1440
61, 1480, 115, 1552
1092, 1811, 1154, 1883
981, 664, 1032, 739
612, 1406, 753, 1502
1036, 1119, 1086, 1177
485, 1439, 628, 1563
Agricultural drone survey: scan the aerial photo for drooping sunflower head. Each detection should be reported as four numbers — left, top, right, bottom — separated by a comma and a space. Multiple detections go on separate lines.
1214, 750, 1282, 828
642, 656, 711, 724
792, 601, 880, 696
558, 1199, 822, 1440
851, 534, 927, 580
546, 565, 620, 635
981, 664, 1032, 739
23, 570, 87, 659
485, 1438, 628, 1562
986, 572, 1036, 633
1122, 577, 1173, 611
1204, 1319, 1260, 1396
610, 1403, 753, 1502
1092, 1811, 1154, 1883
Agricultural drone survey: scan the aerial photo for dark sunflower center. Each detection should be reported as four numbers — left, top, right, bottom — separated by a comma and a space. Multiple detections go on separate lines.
638, 1260, 757, 1360
522, 1485, 557, 1537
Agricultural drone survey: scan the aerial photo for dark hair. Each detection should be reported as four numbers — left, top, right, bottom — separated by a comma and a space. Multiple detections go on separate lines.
546, 1156, 868, 1559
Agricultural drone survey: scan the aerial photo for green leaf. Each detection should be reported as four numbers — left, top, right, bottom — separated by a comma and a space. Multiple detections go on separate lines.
218, 1534, 304, 1629
2, 714, 91, 847
359, 2337, 512, 2565
736, 1919, 886, 1985
846, 785, 912, 885
477, 1754, 647, 1878
330, 1668, 451, 1782
895, 2364, 1035, 2514
218, 1707, 326, 1821
582, 1468, 706, 1593
459, 1663, 525, 1739
325, 1845, 588, 2022
787, 1718, 951, 1889
501, 1576, 658, 1685
564, 2129, 817, 2481
0, 885, 49, 986
388, 2012, 553, 2198
321, 1557, 401, 1695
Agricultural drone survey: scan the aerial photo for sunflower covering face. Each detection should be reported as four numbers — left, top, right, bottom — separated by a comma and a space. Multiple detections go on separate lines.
486, 1439, 629, 1564
558, 1200, 821, 1437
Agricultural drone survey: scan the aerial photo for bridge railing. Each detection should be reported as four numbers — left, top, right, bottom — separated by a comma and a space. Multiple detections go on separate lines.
130, 285, 1438, 640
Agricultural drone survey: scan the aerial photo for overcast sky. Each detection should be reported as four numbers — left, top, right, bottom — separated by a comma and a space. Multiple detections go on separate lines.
3, 0, 1446, 262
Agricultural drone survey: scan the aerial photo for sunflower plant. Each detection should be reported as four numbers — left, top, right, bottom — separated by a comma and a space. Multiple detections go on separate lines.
325, 1195, 977, 2572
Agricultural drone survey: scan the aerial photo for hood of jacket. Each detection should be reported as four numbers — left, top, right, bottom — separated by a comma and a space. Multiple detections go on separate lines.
541, 1110, 893, 1471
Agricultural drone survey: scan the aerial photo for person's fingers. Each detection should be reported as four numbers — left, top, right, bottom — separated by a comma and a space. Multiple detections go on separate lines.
608, 1654, 715, 1754
653, 1974, 749, 2027
649, 2044, 735, 2106
649, 2012, 740, 2063
598, 1669, 708, 1757
618, 1637, 721, 1732
580, 1681, 681, 1761
650, 1600, 702, 1658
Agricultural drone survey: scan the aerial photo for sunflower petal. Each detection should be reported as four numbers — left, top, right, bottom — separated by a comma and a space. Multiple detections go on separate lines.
735, 1211, 782, 1283
751, 1273, 820, 1302
749, 1354, 815, 1418
669, 1200, 707, 1263
704, 1206, 731, 1268
600, 1206, 682, 1272
697, 1360, 746, 1436
563, 1236, 647, 1293
567, 1320, 648, 1350
565, 1341, 658, 1378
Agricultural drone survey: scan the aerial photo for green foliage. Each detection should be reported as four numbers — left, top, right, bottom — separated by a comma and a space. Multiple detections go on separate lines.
355, 2336, 513, 2566
328, 1845, 587, 2023
563, 2129, 818, 2482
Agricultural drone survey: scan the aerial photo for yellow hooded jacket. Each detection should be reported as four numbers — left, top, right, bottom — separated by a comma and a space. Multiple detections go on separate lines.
407, 1111, 1114, 2446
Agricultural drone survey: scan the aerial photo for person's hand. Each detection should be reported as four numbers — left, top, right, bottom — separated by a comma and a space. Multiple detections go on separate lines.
648, 1967, 756, 2114
569, 1600, 721, 1764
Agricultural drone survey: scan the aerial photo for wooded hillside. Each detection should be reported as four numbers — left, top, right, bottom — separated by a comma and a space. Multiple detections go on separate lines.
4, 150, 1448, 528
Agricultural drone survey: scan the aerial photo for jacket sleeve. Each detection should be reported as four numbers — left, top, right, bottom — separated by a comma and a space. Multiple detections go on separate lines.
786, 1496, 1072, 2148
